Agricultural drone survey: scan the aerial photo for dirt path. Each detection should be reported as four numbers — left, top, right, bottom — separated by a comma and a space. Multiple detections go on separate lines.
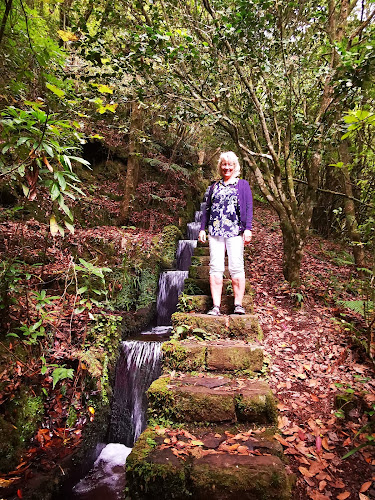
249, 203, 375, 500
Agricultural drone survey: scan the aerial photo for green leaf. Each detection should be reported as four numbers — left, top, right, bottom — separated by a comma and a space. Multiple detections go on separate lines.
51, 183, 60, 201
56, 172, 67, 191
51, 367, 74, 389
64, 220, 74, 234
46, 83, 66, 99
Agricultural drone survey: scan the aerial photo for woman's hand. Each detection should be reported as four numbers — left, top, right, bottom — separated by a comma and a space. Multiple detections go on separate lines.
198, 230, 206, 243
243, 230, 252, 244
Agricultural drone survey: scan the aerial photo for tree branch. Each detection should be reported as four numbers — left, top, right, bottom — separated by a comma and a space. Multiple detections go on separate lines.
291, 178, 374, 208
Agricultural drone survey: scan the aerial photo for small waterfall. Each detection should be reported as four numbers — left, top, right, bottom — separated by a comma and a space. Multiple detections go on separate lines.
200, 201, 206, 211
176, 239, 197, 271
195, 210, 202, 222
187, 221, 200, 240
109, 341, 162, 447
156, 270, 189, 325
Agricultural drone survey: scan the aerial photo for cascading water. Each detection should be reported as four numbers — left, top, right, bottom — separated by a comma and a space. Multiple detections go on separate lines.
70, 206, 202, 499
156, 270, 189, 325
71, 341, 162, 500
176, 239, 197, 271
109, 341, 162, 447
187, 221, 201, 240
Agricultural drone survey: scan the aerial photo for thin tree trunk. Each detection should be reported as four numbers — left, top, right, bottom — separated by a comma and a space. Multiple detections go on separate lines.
119, 102, 143, 225
280, 219, 304, 286
339, 141, 366, 270
0, 0, 13, 47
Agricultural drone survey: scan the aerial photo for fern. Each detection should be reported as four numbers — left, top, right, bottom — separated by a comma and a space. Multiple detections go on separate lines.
338, 300, 374, 317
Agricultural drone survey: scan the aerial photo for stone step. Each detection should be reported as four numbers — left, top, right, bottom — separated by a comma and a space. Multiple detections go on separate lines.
162, 340, 263, 373
191, 255, 226, 266
177, 294, 254, 315
126, 427, 293, 499
172, 312, 263, 342
193, 246, 210, 256
147, 375, 277, 424
189, 265, 218, 279
184, 278, 253, 296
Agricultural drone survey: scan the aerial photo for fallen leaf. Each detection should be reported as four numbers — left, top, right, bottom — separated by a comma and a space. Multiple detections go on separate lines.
331, 479, 345, 489
359, 494, 369, 500
190, 440, 204, 447
299, 466, 315, 478
319, 480, 327, 491
316, 435, 322, 454
360, 482, 372, 493
336, 492, 350, 500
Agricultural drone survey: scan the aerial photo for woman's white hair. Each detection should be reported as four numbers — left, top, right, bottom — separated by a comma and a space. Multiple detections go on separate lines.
217, 151, 241, 178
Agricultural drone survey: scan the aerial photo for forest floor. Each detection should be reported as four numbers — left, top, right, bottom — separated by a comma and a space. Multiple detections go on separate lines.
249, 204, 375, 500
1, 191, 374, 500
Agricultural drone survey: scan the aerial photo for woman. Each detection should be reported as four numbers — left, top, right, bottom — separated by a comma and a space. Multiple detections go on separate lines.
198, 151, 253, 315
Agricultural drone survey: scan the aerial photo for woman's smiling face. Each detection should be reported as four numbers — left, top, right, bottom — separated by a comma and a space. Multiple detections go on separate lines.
220, 159, 236, 181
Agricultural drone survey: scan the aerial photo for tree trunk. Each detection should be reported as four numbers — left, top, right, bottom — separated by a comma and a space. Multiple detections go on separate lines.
119, 102, 143, 225
280, 219, 304, 286
0, 0, 13, 47
339, 141, 366, 270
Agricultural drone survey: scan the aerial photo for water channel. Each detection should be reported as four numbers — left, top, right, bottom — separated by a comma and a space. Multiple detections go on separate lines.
69, 209, 203, 499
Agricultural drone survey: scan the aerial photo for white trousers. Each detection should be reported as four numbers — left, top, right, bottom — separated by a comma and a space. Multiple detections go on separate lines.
208, 235, 245, 278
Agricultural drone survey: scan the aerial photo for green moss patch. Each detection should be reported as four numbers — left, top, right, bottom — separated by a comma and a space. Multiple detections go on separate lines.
206, 344, 263, 372
190, 455, 292, 500
236, 381, 278, 424
229, 315, 263, 341
162, 341, 206, 372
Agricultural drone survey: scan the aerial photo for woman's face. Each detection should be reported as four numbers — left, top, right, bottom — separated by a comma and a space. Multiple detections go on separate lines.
220, 159, 236, 181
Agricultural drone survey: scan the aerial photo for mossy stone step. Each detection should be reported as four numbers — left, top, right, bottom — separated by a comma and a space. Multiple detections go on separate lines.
162, 340, 263, 372
172, 312, 263, 342
177, 294, 253, 315
147, 375, 277, 424
189, 265, 222, 279
193, 246, 210, 256
126, 427, 293, 499
184, 278, 253, 296
191, 255, 227, 266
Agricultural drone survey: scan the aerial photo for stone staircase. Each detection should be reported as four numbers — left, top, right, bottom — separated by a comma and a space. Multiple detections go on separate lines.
125, 241, 294, 499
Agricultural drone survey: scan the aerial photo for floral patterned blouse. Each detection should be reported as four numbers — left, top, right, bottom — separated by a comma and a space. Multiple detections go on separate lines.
208, 179, 240, 237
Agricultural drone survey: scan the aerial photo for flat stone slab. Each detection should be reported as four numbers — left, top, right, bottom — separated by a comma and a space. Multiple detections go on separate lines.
177, 294, 254, 315
184, 278, 253, 296
193, 246, 210, 256
171, 313, 263, 342
162, 340, 263, 372
147, 376, 277, 424
126, 427, 292, 499
188, 265, 223, 280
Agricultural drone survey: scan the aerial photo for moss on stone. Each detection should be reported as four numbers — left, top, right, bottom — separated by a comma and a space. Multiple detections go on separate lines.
235, 388, 278, 424
126, 431, 190, 499
159, 225, 183, 269
162, 341, 206, 372
190, 455, 292, 500
172, 313, 228, 337
0, 415, 22, 472
206, 345, 263, 372
229, 315, 263, 341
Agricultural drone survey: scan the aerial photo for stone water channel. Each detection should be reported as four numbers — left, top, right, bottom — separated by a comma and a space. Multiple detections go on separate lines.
68, 209, 203, 499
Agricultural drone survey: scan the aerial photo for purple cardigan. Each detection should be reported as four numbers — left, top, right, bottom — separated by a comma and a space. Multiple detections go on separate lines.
200, 178, 253, 233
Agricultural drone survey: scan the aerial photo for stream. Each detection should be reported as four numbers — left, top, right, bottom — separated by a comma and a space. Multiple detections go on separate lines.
69, 209, 202, 499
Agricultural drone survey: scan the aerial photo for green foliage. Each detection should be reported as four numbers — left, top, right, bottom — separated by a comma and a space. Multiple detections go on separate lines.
0, 105, 89, 234
74, 258, 112, 317
172, 324, 219, 341
51, 366, 75, 389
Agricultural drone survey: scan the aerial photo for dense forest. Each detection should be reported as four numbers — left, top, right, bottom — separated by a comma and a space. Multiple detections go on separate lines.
0, 0, 374, 499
